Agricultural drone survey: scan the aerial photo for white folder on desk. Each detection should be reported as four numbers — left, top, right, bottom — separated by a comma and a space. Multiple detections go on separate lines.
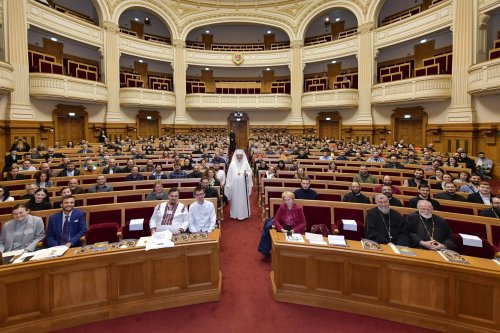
459, 233, 483, 248
342, 219, 357, 231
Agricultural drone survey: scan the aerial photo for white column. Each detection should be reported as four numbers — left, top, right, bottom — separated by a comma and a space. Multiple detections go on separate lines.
356, 22, 374, 125
448, 0, 475, 123
289, 40, 304, 126
476, 13, 490, 63
102, 21, 122, 123
6, 0, 33, 120
173, 39, 187, 124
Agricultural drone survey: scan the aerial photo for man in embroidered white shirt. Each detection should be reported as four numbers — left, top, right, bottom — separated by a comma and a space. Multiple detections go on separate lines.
189, 186, 216, 233
149, 187, 189, 235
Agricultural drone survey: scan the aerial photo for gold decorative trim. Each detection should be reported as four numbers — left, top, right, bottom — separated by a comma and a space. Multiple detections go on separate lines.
232, 52, 244, 65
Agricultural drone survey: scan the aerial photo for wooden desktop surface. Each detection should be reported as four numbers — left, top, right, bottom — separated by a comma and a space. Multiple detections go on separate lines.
0, 230, 221, 333
270, 230, 500, 333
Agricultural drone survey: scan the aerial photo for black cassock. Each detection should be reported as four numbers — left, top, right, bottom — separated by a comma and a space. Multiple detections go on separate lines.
405, 212, 456, 250
364, 207, 409, 246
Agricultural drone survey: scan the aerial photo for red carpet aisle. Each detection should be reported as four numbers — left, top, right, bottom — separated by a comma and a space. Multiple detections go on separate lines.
55, 189, 438, 333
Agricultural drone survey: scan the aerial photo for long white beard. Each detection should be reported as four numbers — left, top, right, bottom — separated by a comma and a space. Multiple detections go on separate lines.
421, 213, 432, 219
378, 206, 390, 215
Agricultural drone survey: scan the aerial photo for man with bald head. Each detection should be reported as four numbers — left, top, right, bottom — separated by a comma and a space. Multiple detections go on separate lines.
365, 194, 409, 245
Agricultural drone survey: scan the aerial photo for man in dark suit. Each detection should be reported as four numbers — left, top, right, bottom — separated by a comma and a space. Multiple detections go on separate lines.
58, 161, 81, 177
479, 196, 500, 219
434, 182, 467, 202
125, 166, 145, 181
467, 181, 494, 205
102, 159, 121, 174
408, 184, 440, 211
3, 149, 18, 173
45, 196, 87, 248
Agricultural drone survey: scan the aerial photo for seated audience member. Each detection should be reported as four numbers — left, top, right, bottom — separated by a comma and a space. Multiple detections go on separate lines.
125, 166, 145, 181
119, 159, 135, 174
46, 196, 87, 248
77, 144, 92, 154
102, 159, 120, 174
437, 173, 454, 190
58, 161, 80, 177
434, 182, 466, 202
342, 182, 371, 204
26, 188, 52, 211
189, 186, 217, 233
288, 159, 299, 171
353, 165, 378, 184
200, 176, 219, 199
335, 151, 349, 161
182, 158, 193, 171
467, 181, 494, 205
53, 186, 81, 209
21, 183, 38, 200
146, 181, 168, 201
81, 159, 101, 175
169, 163, 187, 179
5, 166, 25, 181
319, 151, 332, 160
68, 178, 84, 195
39, 162, 57, 178
293, 167, 306, 179
204, 167, 221, 187
44, 147, 64, 159
453, 171, 470, 186
374, 175, 401, 194
141, 159, 155, 173
213, 162, 226, 186
403, 168, 428, 188
273, 191, 306, 234
458, 173, 481, 194
445, 156, 460, 168
327, 161, 339, 173
10, 138, 30, 152
381, 185, 403, 207
20, 160, 36, 172
294, 177, 317, 200
34, 171, 53, 189
0, 204, 45, 253
265, 166, 277, 179
428, 168, 444, 182
151, 163, 168, 180
366, 151, 385, 163
406, 200, 456, 251
88, 175, 113, 193
0, 186, 14, 202
149, 187, 189, 235
352, 152, 364, 162
457, 151, 476, 171
479, 196, 500, 219
189, 164, 203, 179
383, 156, 404, 169
365, 194, 409, 245
408, 184, 441, 211
276, 160, 287, 171
3, 148, 19, 173
475, 152, 493, 180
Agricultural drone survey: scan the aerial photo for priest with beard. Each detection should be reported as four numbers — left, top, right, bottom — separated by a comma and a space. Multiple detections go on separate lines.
225, 149, 253, 220
479, 196, 500, 219
364, 194, 409, 245
406, 200, 456, 251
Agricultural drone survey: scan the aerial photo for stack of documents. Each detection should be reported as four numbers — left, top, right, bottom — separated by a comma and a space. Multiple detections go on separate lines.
145, 230, 175, 251
305, 232, 327, 245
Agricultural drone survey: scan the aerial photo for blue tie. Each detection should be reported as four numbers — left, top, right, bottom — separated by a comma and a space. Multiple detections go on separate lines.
61, 215, 70, 245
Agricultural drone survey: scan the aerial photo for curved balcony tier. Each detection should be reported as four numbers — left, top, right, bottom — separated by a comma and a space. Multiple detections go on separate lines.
186, 49, 290, 67
371, 75, 451, 104
468, 59, 500, 95
0, 61, 14, 93
28, 0, 102, 47
119, 34, 174, 62
120, 88, 176, 108
302, 89, 358, 109
303, 36, 357, 64
29, 73, 107, 103
185, 94, 291, 110
374, 0, 452, 49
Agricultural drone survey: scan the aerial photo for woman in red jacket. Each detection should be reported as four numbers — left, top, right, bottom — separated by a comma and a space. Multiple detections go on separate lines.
273, 191, 306, 234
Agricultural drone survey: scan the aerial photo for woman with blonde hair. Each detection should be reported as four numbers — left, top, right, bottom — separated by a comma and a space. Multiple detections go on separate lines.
272, 191, 306, 234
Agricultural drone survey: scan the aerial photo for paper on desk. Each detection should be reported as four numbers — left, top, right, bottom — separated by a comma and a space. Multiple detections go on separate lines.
129, 218, 144, 231
286, 233, 305, 243
305, 233, 326, 245
12, 252, 34, 264
459, 233, 483, 247
145, 230, 175, 251
30, 246, 68, 261
3, 249, 25, 258
328, 235, 347, 246
136, 236, 151, 247
342, 219, 357, 231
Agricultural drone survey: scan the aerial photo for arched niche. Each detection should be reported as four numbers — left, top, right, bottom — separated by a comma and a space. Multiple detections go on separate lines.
302, 7, 359, 43
117, 7, 173, 44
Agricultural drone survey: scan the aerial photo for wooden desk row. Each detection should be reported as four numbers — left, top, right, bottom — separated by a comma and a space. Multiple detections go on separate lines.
0, 230, 221, 333
270, 229, 500, 333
